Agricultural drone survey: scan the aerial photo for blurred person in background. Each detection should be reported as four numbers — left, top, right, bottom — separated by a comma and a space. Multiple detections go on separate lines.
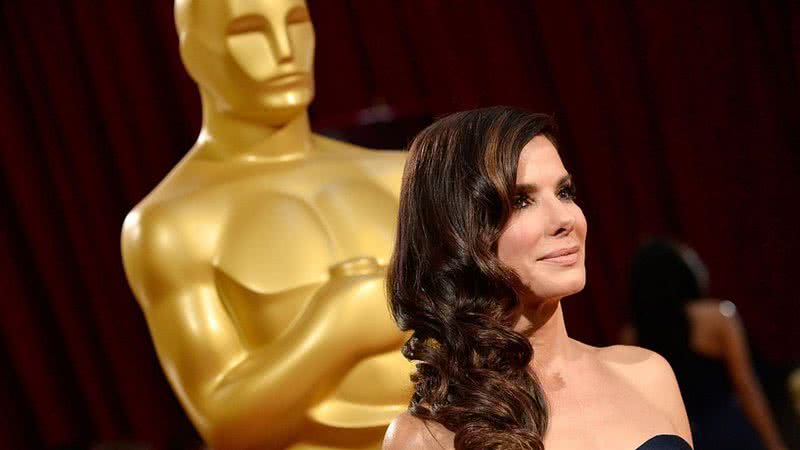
620, 238, 787, 450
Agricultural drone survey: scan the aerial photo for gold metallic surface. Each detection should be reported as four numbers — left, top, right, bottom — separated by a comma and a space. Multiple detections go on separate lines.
121, 1, 413, 448
790, 368, 800, 418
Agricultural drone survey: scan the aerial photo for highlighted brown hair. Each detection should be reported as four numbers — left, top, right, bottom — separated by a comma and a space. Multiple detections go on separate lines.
388, 106, 557, 449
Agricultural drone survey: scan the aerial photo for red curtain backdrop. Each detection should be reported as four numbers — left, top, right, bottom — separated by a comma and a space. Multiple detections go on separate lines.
1, 1, 798, 449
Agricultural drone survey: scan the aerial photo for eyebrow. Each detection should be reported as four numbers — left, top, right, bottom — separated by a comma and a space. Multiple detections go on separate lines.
227, 14, 267, 34
514, 174, 573, 193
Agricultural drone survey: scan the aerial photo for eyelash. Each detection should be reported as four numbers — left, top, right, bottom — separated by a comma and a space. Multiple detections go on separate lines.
512, 183, 578, 209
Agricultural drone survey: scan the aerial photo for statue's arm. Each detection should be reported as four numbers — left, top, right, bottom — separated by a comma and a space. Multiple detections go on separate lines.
121, 207, 404, 450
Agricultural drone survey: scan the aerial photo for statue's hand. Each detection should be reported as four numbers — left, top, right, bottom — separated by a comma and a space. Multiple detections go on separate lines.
309, 257, 405, 358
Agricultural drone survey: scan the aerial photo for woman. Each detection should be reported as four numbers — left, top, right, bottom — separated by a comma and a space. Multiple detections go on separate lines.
383, 107, 693, 450
622, 239, 787, 450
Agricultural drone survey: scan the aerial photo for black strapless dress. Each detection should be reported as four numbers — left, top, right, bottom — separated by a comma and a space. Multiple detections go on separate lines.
636, 434, 692, 450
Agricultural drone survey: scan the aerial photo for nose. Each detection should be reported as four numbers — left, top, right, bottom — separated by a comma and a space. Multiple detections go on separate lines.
546, 198, 576, 237
269, 24, 293, 63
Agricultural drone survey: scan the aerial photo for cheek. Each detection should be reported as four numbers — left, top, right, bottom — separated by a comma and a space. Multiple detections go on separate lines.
290, 24, 315, 72
497, 218, 542, 271
227, 33, 277, 81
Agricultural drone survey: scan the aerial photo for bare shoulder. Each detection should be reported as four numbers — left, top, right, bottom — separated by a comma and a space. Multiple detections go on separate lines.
361, 149, 409, 180
312, 133, 407, 193
596, 344, 677, 389
313, 133, 405, 158
120, 199, 216, 307
314, 134, 406, 162
597, 345, 692, 444
356, 147, 408, 170
687, 298, 739, 327
121, 200, 195, 260
383, 411, 452, 450
687, 298, 733, 319
597, 344, 665, 366
121, 202, 176, 262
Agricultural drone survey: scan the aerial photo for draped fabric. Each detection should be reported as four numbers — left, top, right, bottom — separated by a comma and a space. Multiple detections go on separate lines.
1, 1, 798, 448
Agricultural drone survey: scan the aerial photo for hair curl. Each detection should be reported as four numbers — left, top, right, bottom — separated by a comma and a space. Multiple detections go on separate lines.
387, 106, 557, 449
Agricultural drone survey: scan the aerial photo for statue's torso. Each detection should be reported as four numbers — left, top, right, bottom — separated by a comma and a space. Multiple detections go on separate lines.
143, 142, 412, 447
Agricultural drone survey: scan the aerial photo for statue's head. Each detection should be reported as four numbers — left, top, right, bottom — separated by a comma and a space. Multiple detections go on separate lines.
175, 0, 315, 126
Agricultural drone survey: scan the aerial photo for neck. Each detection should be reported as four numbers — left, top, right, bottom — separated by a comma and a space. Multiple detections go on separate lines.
514, 300, 576, 375
195, 90, 314, 162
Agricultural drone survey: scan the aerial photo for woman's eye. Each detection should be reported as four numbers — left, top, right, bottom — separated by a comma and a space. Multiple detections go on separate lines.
512, 195, 533, 209
558, 184, 577, 201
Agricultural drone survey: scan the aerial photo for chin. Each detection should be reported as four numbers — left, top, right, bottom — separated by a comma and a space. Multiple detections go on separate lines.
560, 278, 586, 298
562, 269, 587, 295
528, 270, 586, 301
259, 86, 313, 109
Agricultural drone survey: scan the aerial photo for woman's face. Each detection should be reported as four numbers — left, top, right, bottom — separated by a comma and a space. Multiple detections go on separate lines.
497, 136, 587, 304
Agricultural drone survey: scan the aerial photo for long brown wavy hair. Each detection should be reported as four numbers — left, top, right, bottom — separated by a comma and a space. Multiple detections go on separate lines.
387, 106, 557, 449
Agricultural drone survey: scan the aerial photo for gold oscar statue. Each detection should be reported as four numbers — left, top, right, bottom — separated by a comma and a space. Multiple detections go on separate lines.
120, 1, 413, 449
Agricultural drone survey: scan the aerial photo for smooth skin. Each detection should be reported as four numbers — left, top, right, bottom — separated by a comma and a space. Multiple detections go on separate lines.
383, 136, 693, 450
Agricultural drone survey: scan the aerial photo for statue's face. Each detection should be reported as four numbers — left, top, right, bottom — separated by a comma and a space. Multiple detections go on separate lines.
176, 0, 315, 125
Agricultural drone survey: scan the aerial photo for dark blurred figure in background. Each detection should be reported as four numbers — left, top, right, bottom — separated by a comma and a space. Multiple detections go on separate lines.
619, 238, 787, 450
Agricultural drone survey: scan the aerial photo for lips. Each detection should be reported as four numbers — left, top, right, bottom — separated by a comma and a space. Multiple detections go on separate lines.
537, 245, 580, 265
262, 73, 308, 88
